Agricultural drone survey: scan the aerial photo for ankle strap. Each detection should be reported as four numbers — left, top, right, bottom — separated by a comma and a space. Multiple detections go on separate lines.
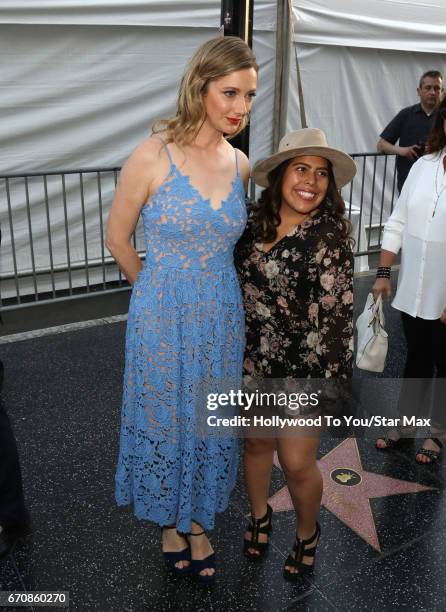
296, 522, 320, 546
188, 531, 205, 537
251, 503, 272, 525
250, 504, 272, 541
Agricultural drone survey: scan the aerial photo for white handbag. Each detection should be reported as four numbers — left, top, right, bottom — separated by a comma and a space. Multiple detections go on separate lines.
355, 293, 388, 372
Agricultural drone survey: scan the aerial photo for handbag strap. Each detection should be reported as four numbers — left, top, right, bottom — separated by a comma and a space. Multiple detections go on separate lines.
370, 294, 385, 328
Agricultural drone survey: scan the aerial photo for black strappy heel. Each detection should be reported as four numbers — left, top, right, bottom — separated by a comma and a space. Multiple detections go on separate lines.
161, 525, 191, 576
376, 427, 415, 451
243, 504, 273, 560
283, 522, 321, 581
187, 531, 216, 585
416, 437, 443, 464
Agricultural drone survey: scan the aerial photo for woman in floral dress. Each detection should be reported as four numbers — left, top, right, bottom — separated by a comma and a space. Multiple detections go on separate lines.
235, 128, 356, 580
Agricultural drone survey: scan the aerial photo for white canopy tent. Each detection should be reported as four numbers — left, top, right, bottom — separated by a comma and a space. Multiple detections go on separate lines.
0, 1, 277, 298
288, 0, 446, 154
0, 1, 277, 173
1, 0, 445, 299
286, 0, 446, 257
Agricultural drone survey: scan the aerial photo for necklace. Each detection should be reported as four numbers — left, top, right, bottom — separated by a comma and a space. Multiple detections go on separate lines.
433, 152, 446, 217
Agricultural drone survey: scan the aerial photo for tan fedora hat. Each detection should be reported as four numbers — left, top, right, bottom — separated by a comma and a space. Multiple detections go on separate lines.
252, 128, 357, 188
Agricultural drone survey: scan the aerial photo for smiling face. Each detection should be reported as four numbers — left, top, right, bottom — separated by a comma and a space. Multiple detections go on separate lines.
280, 155, 330, 219
202, 68, 257, 135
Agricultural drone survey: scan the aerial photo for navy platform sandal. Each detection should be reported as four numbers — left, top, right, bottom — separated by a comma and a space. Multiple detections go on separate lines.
161, 525, 191, 576
187, 531, 216, 585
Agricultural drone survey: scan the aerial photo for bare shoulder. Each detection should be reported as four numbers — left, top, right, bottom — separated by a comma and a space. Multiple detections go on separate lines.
234, 148, 251, 185
118, 135, 169, 196
124, 136, 165, 174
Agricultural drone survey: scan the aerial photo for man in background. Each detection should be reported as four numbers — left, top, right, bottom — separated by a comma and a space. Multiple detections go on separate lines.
377, 70, 444, 191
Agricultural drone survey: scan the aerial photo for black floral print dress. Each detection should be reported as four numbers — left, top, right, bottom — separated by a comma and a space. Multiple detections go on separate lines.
235, 209, 354, 380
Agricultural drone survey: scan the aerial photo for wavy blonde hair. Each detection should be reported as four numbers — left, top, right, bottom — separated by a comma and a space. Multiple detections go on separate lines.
153, 36, 258, 145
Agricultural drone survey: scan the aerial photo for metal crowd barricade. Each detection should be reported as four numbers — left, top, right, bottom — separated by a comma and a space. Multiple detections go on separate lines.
345, 152, 398, 258
0, 153, 398, 312
0, 168, 141, 312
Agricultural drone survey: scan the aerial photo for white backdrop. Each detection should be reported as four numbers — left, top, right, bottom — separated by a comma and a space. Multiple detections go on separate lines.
289, 0, 446, 153
0, 1, 276, 173
1, 0, 446, 297
287, 0, 446, 240
292, 0, 446, 54
0, 1, 277, 297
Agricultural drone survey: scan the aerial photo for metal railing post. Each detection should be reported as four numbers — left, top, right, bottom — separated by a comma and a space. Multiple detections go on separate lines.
0, 155, 399, 312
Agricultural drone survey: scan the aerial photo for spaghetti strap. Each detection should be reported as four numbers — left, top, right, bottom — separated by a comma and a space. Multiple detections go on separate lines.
234, 148, 239, 176
155, 136, 174, 168
116, 121, 247, 534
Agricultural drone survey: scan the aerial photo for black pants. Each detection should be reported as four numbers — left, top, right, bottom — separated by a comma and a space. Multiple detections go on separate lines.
397, 312, 446, 428
0, 400, 29, 529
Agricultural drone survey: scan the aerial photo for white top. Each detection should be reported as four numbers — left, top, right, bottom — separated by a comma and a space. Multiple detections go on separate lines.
381, 149, 446, 319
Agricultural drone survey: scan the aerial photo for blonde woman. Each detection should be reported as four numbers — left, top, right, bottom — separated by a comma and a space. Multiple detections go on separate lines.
107, 36, 258, 584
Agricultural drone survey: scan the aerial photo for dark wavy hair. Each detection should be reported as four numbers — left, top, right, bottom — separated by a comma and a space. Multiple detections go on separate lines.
426, 94, 446, 155
251, 158, 353, 243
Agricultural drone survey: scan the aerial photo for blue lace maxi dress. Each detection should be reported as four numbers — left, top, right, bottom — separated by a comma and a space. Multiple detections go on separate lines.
115, 142, 246, 533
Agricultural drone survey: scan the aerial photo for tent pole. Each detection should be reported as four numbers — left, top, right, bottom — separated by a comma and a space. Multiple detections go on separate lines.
273, 0, 291, 150
220, 0, 254, 155
290, 1, 307, 129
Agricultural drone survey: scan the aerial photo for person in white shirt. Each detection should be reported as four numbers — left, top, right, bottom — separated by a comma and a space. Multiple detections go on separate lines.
373, 97, 446, 464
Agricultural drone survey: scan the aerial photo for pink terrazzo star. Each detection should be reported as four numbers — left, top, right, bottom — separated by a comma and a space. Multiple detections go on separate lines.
269, 438, 434, 551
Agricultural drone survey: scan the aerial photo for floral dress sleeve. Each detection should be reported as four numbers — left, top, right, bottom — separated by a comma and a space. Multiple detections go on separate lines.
314, 231, 354, 378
